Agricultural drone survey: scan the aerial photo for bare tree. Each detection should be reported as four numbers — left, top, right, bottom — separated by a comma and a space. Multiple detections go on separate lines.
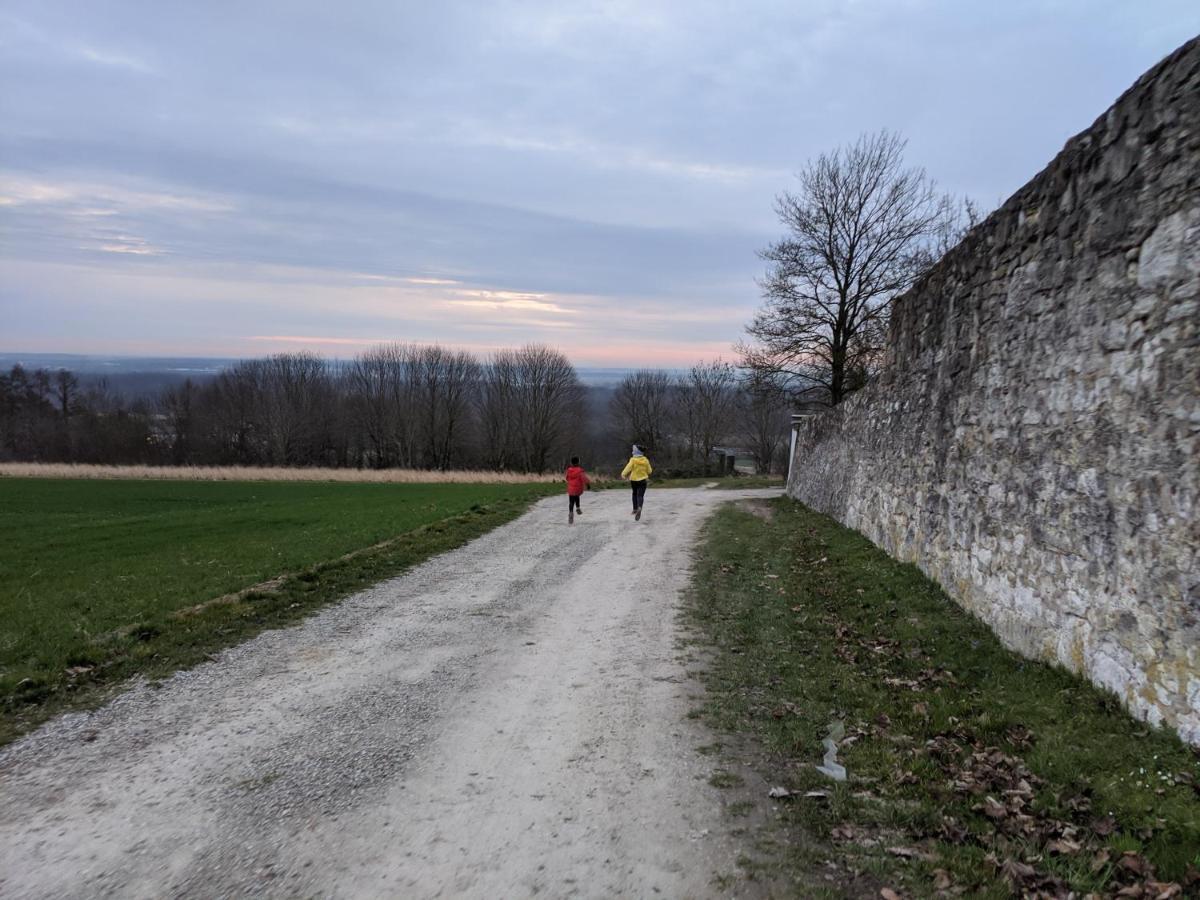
162, 379, 199, 464
256, 353, 334, 465
512, 344, 583, 473
51, 368, 80, 459
477, 345, 582, 472
477, 349, 519, 471
345, 344, 419, 468
0, 365, 53, 460
53, 369, 79, 420
675, 360, 738, 471
736, 371, 790, 475
202, 364, 261, 463
609, 370, 673, 454
740, 130, 957, 405
413, 345, 479, 470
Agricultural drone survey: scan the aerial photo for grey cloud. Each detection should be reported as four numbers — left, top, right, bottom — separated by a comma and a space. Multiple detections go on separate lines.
1, 0, 1197, 361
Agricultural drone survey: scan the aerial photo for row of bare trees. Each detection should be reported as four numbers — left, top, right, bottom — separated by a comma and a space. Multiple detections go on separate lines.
155, 344, 584, 472
608, 361, 791, 475
0, 364, 156, 463
0, 348, 574, 471
3, 348, 793, 475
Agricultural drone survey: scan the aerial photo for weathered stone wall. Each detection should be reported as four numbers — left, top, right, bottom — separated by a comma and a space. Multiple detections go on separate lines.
787, 38, 1200, 743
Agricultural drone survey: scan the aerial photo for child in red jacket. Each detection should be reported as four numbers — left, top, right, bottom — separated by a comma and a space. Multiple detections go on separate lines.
565, 456, 590, 525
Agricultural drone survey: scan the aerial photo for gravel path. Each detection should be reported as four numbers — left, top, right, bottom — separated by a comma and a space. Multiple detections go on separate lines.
0, 486, 781, 899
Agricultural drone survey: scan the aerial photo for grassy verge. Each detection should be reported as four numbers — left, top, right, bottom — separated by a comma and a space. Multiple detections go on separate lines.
590, 474, 784, 491
0, 477, 556, 745
659, 474, 785, 490
687, 498, 1200, 898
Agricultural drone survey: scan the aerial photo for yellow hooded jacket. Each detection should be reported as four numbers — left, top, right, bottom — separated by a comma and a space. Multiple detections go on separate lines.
621, 455, 653, 481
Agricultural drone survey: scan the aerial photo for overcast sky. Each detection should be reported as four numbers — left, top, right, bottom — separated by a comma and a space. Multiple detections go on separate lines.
2, 2, 1196, 365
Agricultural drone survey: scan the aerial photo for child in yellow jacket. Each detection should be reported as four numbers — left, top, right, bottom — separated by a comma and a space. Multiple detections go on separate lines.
620, 445, 653, 521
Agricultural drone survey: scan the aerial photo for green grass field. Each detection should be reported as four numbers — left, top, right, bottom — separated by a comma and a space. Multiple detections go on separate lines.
689, 499, 1200, 897
0, 477, 556, 743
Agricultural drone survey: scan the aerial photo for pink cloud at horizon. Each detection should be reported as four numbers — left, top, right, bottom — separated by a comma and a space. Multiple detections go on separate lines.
2, 257, 754, 369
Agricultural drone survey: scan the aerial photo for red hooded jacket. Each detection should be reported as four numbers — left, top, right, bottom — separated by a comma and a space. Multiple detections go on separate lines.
565, 465, 590, 496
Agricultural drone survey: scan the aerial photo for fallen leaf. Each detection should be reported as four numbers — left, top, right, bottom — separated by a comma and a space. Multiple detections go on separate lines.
767, 786, 793, 799
980, 796, 1007, 820
932, 869, 952, 890
1093, 814, 1118, 836
1004, 724, 1035, 748
880, 889, 902, 900
1047, 838, 1081, 855
939, 818, 968, 843
999, 858, 1037, 885
1067, 794, 1093, 814
1117, 852, 1150, 877
802, 790, 830, 799
1147, 882, 1182, 899
886, 846, 919, 859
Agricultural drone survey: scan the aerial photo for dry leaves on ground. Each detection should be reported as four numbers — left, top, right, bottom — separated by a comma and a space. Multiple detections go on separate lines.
918, 728, 1186, 898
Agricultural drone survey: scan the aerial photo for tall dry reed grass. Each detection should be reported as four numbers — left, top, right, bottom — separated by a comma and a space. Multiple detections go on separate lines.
0, 463, 560, 484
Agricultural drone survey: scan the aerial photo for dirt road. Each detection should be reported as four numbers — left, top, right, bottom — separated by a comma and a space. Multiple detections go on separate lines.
0, 486, 780, 899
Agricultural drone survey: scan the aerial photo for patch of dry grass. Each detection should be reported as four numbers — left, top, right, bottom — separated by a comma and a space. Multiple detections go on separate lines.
0, 462, 559, 484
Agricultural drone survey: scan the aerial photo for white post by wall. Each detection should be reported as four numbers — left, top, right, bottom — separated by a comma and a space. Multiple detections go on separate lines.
786, 413, 809, 491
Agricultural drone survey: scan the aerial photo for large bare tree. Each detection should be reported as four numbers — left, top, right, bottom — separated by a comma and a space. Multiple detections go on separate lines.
345, 343, 420, 468
476, 349, 519, 471
736, 371, 791, 475
609, 370, 674, 454
202, 364, 260, 463
256, 353, 335, 465
161, 378, 199, 464
741, 130, 957, 405
513, 344, 583, 473
675, 360, 738, 471
478, 345, 582, 473
413, 345, 479, 471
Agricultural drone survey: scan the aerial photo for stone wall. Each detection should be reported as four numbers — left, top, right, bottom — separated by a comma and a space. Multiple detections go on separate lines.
787, 37, 1199, 743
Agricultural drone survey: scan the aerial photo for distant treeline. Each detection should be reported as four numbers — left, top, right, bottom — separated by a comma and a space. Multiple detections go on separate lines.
0, 344, 791, 474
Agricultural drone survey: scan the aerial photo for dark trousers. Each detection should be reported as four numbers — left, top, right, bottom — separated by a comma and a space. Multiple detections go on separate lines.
568, 494, 582, 513
631, 479, 647, 510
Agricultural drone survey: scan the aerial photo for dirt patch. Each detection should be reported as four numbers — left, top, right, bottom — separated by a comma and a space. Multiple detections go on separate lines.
736, 498, 776, 522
